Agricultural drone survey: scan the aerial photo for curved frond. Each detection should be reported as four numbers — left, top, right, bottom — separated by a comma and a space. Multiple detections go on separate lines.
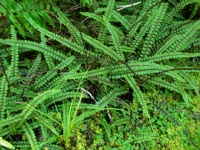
0, 39, 66, 61
23, 122, 39, 150
103, 16, 124, 60
82, 33, 121, 60
125, 75, 149, 118
36, 27, 96, 57
21, 90, 59, 121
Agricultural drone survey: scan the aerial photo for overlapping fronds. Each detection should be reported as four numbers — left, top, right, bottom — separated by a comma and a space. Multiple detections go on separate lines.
0, 0, 199, 149
23, 122, 40, 150
53, 6, 83, 46
36, 27, 96, 57
97, 0, 115, 43
103, 16, 124, 60
125, 75, 149, 118
0, 39, 66, 61
0, 0, 54, 37
141, 3, 168, 58
82, 33, 121, 60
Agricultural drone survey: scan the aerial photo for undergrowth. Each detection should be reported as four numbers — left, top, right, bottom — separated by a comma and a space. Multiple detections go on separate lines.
0, 0, 199, 149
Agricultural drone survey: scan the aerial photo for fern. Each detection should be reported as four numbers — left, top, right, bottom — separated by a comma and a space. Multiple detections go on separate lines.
167, 0, 200, 22
140, 3, 168, 58
96, 0, 115, 46
33, 113, 59, 136
82, 32, 121, 60
23, 122, 40, 150
96, 87, 128, 107
103, 16, 125, 60
32, 70, 57, 90
125, 75, 150, 118
21, 90, 59, 121
0, 39, 67, 61
0, 0, 199, 149
101, 119, 111, 139
52, 6, 84, 46
36, 27, 96, 57
9, 26, 19, 77
144, 52, 200, 62
0, 0, 54, 37
0, 76, 8, 120
111, 10, 131, 30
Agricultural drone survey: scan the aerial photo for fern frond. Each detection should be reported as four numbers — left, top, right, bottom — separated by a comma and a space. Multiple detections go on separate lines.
82, 33, 121, 60
175, 82, 191, 105
141, 3, 168, 58
0, 39, 66, 61
97, 0, 115, 43
111, 10, 131, 30
96, 87, 128, 107
36, 27, 96, 57
0, 114, 22, 128
73, 87, 128, 128
54, 56, 75, 70
22, 53, 42, 86
32, 70, 57, 90
134, 132, 157, 144
10, 26, 19, 77
101, 119, 111, 139
125, 75, 150, 118
41, 144, 64, 150
80, 12, 103, 22
179, 72, 199, 95
73, 109, 103, 128
95, 7, 132, 31
172, 20, 200, 52
13, 141, 36, 149
40, 33, 55, 69
45, 91, 88, 106
0, 76, 8, 120
156, 20, 200, 54
103, 16, 125, 60
53, 6, 83, 46
21, 90, 60, 121
62, 67, 109, 81
167, 0, 200, 22
143, 52, 200, 62
129, 12, 154, 50
155, 34, 181, 54
148, 78, 181, 93
111, 116, 131, 127
44, 55, 55, 69
23, 122, 39, 150
33, 113, 59, 136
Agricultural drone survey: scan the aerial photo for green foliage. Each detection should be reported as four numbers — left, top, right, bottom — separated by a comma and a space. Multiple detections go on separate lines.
0, 0, 54, 37
0, 0, 199, 149
80, 0, 93, 7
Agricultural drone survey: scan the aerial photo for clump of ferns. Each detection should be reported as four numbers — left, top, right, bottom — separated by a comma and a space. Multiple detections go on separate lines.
0, 0, 200, 149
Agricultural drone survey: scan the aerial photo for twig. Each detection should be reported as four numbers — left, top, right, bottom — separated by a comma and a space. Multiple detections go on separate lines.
116, 2, 141, 11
